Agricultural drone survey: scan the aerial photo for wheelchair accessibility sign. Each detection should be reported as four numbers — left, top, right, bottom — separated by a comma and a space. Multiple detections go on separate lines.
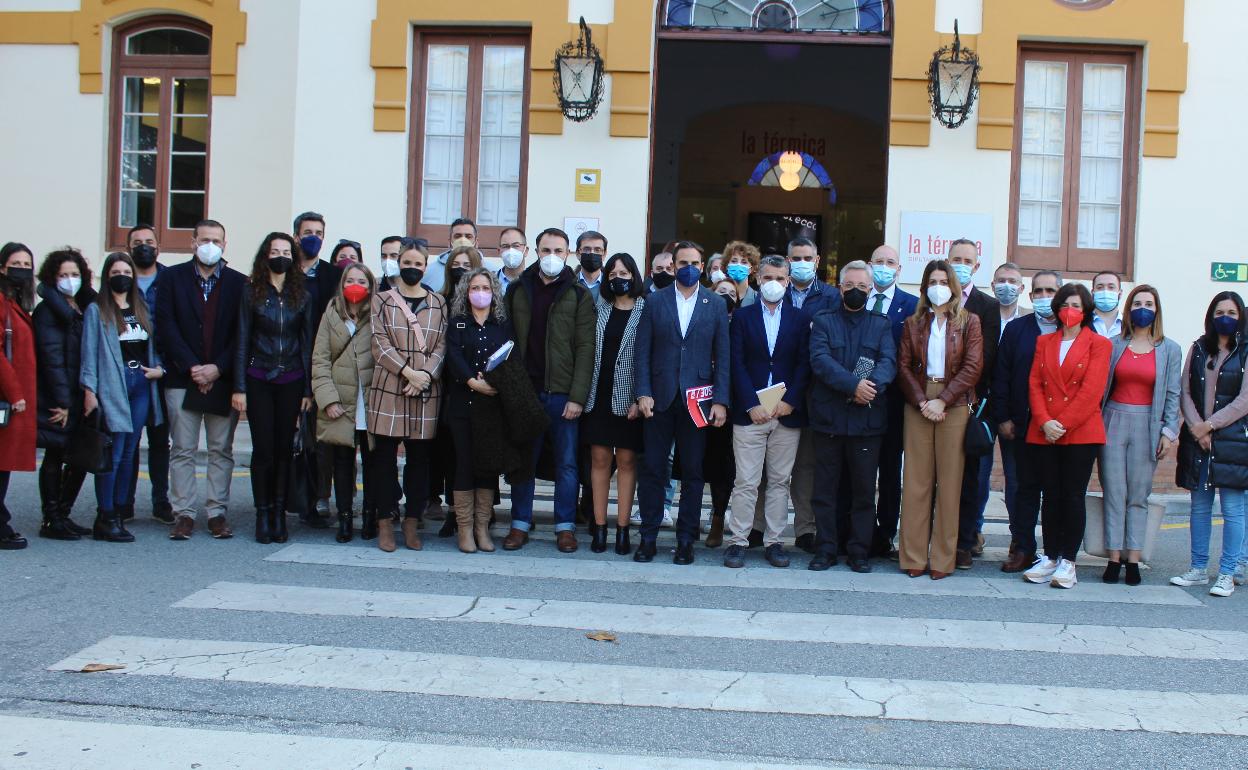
1211, 262, 1248, 282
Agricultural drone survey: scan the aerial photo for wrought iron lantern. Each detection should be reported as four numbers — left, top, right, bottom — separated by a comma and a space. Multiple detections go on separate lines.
928, 20, 981, 129
554, 16, 604, 123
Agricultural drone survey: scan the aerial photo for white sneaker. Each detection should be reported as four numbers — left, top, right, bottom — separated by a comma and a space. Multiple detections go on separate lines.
1050, 559, 1078, 589
1234, 565, 1247, 587
1170, 568, 1209, 587
1210, 574, 1236, 597
629, 508, 642, 526
660, 508, 675, 528
1024, 557, 1058, 584
700, 518, 712, 534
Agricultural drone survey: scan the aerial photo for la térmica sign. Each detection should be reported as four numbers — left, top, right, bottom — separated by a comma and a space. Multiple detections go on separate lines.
898, 211, 994, 286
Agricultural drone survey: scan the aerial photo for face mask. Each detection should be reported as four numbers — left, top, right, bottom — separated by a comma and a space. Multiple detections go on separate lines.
1213, 315, 1239, 336
399, 267, 424, 287
448, 267, 468, 286
451, 236, 474, 249
609, 277, 632, 296
993, 282, 1021, 306
843, 287, 868, 311
871, 264, 897, 288
4, 266, 33, 286
108, 274, 133, 295
268, 256, 293, 275
540, 254, 565, 278
790, 261, 816, 284
951, 263, 974, 287
57, 276, 82, 297
1032, 297, 1054, 318
578, 252, 603, 274
1093, 290, 1120, 313
926, 284, 952, 307
717, 293, 737, 313
336, 257, 356, 269
676, 264, 701, 288
299, 235, 323, 258
709, 269, 726, 284
1059, 307, 1084, 328
1129, 307, 1156, 329
651, 272, 675, 290
468, 289, 493, 309
381, 258, 401, 278
501, 248, 524, 270
759, 280, 787, 304
726, 264, 750, 283
343, 284, 369, 304
195, 242, 223, 266
130, 244, 157, 269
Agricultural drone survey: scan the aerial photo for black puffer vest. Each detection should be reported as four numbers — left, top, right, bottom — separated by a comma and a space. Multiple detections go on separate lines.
1176, 338, 1248, 491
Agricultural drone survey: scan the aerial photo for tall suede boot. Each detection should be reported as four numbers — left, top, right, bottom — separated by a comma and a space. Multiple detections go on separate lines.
473, 488, 495, 552
453, 491, 477, 553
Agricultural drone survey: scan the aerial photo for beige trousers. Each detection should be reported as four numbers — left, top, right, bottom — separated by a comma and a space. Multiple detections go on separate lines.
752, 427, 816, 537
728, 421, 802, 547
165, 388, 240, 520
899, 382, 969, 573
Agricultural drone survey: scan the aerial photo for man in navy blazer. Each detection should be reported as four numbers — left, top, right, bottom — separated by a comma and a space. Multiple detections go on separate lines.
865, 244, 918, 556
723, 256, 811, 569
635, 241, 730, 565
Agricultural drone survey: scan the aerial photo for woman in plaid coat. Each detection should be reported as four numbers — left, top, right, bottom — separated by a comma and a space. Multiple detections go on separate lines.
368, 242, 447, 553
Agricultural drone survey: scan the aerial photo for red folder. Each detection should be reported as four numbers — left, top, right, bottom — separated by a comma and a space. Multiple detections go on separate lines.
685, 385, 714, 429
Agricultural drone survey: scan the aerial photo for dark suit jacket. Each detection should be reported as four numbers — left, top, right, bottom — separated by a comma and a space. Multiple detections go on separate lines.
728, 300, 811, 428
880, 287, 919, 345
964, 287, 1000, 398
787, 281, 842, 317
306, 259, 343, 327
992, 313, 1048, 434
635, 284, 730, 411
155, 260, 247, 398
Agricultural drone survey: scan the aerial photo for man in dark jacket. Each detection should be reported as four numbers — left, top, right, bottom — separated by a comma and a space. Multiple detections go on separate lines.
156, 219, 246, 541
125, 224, 172, 523
992, 269, 1061, 571
502, 227, 595, 553
808, 260, 896, 572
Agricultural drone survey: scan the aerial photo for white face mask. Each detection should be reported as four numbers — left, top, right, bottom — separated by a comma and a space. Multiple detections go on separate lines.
540, 254, 565, 278
501, 248, 524, 270
709, 269, 726, 284
760, 280, 787, 304
57, 276, 82, 297
381, 258, 401, 278
195, 242, 223, 266
926, 284, 953, 308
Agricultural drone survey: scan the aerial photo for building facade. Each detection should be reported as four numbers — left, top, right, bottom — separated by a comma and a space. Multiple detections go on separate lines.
0, 0, 1238, 344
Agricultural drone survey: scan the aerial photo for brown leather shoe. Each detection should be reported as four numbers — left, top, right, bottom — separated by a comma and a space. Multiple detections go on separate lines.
502, 528, 528, 550
704, 514, 724, 549
401, 517, 423, 551
556, 530, 578, 553
169, 515, 194, 540
904, 568, 926, 578
377, 518, 397, 552
1001, 550, 1033, 573
930, 569, 951, 580
207, 516, 232, 539
955, 549, 973, 570
972, 532, 985, 557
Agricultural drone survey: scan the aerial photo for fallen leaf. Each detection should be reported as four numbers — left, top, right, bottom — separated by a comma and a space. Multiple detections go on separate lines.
76, 663, 126, 673
585, 630, 618, 643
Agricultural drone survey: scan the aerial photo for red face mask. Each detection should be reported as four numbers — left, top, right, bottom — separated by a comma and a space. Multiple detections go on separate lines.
1058, 307, 1083, 328
343, 284, 369, 304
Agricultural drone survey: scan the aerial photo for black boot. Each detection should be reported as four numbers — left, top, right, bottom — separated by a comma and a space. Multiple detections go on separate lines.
118, 503, 135, 522
271, 506, 288, 544
438, 514, 458, 538
39, 503, 80, 541
360, 509, 378, 541
60, 505, 91, 537
590, 522, 608, 553
614, 525, 631, 556
93, 509, 134, 543
1124, 562, 1142, 586
336, 510, 354, 543
255, 506, 272, 544
1102, 561, 1121, 584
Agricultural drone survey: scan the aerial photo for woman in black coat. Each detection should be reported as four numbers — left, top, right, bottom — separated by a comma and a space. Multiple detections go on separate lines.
32, 248, 96, 540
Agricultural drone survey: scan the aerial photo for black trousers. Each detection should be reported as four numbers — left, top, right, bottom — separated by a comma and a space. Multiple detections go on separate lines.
39, 446, 87, 517
1031, 441, 1098, 561
246, 376, 305, 508
374, 435, 431, 520
1008, 435, 1049, 557
127, 414, 170, 509
447, 414, 496, 491
872, 392, 905, 550
330, 430, 375, 514
0, 471, 12, 534
814, 432, 882, 560
427, 426, 454, 505
639, 400, 705, 544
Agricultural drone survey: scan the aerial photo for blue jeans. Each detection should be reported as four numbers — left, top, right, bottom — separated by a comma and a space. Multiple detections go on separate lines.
1190, 464, 1247, 575
95, 367, 151, 513
508, 392, 578, 533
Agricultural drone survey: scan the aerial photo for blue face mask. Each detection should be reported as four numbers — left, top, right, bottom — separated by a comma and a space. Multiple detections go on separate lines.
1213, 315, 1239, 336
299, 234, 323, 259
993, 282, 1020, 306
1032, 297, 1054, 318
676, 264, 701, 288
871, 264, 897, 288
790, 261, 816, 283
1093, 290, 1120, 313
726, 263, 750, 283
1129, 307, 1156, 329
951, 262, 974, 287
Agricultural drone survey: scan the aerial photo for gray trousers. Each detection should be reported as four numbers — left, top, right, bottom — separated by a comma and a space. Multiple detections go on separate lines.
1099, 401, 1155, 551
165, 388, 240, 520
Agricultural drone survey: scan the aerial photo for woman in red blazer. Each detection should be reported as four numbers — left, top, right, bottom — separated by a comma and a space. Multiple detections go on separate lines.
1023, 283, 1111, 589
0, 242, 39, 550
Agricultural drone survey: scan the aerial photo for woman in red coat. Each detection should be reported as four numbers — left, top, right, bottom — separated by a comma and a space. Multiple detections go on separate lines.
0, 242, 39, 550
1023, 282, 1111, 589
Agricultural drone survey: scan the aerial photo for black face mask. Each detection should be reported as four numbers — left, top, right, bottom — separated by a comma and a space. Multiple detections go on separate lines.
651, 272, 675, 290
448, 267, 468, 286
718, 293, 737, 314
579, 252, 603, 274
843, 287, 868, 311
609, 277, 631, 296
400, 267, 424, 287
4, 266, 33, 286
131, 244, 158, 269
268, 256, 293, 275
108, 274, 134, 295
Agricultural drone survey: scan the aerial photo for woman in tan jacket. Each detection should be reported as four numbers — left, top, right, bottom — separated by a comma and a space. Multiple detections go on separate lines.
368, 242, 448, 553
312, 263, 378, 544
897, 259, 983, 579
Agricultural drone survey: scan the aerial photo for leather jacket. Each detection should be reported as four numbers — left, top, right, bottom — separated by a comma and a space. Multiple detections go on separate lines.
897, 310, 983, 408
234, 282, 314, 394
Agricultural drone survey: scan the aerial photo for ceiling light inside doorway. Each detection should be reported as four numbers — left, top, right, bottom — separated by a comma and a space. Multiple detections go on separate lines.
779, 171, 801, 191
928, 19, 981, 129
778, 151, 803, 174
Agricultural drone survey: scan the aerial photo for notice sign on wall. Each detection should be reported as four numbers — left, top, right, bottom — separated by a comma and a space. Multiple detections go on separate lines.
575, 168, 601, 202
898, 211, 994, 286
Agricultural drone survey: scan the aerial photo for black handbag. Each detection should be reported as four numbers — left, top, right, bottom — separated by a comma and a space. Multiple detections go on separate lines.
68, 411, 114, 474
283, 410, 318, 514
964, 398, 997, 457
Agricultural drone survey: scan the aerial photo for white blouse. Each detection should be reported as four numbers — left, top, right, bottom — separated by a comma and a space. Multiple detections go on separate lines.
927, 314, 947, 379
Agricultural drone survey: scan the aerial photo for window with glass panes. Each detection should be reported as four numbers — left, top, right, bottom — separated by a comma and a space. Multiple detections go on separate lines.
109, 20, 211, 248
409, 33, 529, 248
1008, 47, 1141, 276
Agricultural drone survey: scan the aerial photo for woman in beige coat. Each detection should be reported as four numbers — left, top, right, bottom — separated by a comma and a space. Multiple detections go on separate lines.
312, 263, 378, 544
368, 242, 447, 553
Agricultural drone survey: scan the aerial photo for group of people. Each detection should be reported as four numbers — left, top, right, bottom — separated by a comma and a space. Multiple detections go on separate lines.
0, 220, 1243, 597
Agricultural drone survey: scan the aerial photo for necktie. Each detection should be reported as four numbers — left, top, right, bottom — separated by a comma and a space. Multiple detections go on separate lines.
871, 293, 885, 314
